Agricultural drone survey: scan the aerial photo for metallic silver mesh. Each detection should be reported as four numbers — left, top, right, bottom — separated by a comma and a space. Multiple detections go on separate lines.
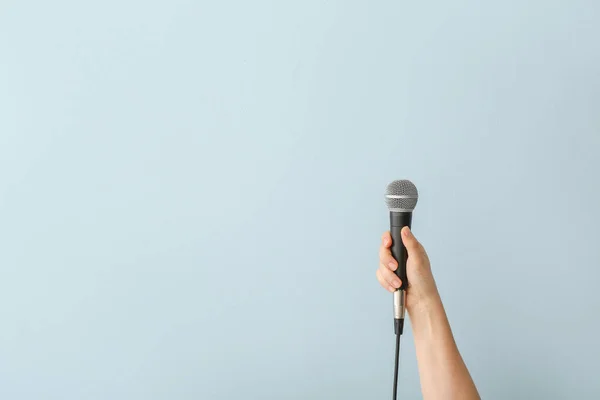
385, 196, 418, 211
386, 180, 418, 197
385, 179, 418, 211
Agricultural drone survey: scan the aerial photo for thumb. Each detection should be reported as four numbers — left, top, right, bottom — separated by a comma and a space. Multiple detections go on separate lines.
401, 227, 424, 258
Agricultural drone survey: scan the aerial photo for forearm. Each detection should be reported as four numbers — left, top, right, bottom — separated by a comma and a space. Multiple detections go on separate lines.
409, 296, 480, 400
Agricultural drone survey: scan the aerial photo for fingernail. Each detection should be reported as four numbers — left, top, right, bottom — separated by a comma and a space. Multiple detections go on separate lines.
393, 279, 401, 288
403, 227, 411, 237
388, 261, 397, 270
388, 286, 396, 292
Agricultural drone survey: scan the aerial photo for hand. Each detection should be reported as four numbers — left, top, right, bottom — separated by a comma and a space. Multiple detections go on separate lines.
376, 227, 439, 312
377, 227, 481, 399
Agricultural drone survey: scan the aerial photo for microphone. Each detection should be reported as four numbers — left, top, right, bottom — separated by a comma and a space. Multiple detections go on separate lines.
385, 179, 418, 400
385, 179, 419, 335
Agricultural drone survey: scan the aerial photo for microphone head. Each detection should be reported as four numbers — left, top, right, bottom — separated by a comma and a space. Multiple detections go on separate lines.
385, 179, 419, 212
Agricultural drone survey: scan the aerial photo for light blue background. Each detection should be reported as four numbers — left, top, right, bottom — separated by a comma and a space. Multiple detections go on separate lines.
1, 1, 599, 399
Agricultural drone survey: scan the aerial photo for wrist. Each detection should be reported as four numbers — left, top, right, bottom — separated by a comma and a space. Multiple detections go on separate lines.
407, 292, 449, 339
406, 286, 442, 316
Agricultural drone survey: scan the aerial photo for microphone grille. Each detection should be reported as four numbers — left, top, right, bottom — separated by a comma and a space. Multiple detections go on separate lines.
385, 180, 418, 212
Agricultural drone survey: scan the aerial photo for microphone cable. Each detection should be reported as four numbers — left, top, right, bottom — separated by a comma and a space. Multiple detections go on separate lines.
393, 319, 404, 400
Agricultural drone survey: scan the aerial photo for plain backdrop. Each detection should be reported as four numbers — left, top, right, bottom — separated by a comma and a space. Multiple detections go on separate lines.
1, 1, 599, 399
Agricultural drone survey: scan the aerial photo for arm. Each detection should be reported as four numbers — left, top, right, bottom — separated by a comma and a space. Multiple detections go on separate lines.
377, 227, 480, 400
411, 294, 479, 399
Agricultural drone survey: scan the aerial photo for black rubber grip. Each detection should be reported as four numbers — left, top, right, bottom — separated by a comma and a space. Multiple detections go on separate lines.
390, 212, 412, 291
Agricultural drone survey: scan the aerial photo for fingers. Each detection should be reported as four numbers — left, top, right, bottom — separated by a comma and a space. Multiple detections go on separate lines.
376, 266, 402, 293
381, 231, 392, 248
380, 232, 397, 271
401, 226, 425, 259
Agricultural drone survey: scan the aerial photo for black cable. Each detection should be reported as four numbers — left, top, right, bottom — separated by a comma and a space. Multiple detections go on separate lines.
393, 319, 404, 400
393, 330, 401, 400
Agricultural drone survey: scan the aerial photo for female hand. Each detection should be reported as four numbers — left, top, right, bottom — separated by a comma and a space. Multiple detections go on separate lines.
376, 227, 440, 312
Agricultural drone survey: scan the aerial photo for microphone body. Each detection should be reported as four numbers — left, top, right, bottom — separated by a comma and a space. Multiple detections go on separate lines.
385, 179, 419, 400
390, 211, 412, 335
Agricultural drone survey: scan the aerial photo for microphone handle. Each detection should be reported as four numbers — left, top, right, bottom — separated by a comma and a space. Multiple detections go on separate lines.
390, 211, 412, 334
390, 212, 412, 289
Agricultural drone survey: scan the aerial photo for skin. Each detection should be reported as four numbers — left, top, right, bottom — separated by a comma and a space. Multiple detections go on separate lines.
377, 227, 480, 400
